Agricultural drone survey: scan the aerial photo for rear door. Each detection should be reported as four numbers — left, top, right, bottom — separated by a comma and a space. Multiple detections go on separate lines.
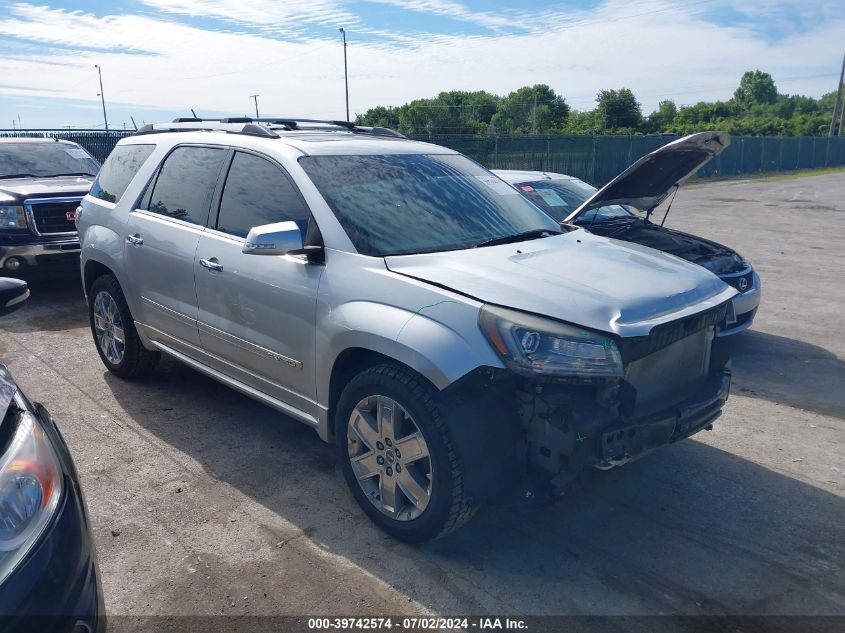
125, 145, 229, 353
194, 150, 322, 414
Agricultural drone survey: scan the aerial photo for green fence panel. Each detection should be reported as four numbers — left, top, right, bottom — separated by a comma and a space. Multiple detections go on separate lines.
5, 129, 844, 186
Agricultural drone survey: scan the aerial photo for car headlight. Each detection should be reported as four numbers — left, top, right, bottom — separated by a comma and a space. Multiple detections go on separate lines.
0, 409, 63, 585
479, 304, 623, 378
0, 206, 27, 230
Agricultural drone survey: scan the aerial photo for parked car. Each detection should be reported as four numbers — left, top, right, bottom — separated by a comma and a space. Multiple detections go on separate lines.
493, 132, 760, 336
78, 118, 737, 541
0, 278, 105, 632
0, 138, 100, 278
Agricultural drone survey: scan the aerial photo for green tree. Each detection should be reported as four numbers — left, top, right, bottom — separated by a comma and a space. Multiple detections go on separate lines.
733, 70, 778, 110
489, 84, 569, 134
596, 88, 642, 131
356, 106, 400, 129
645, 100, 678, 132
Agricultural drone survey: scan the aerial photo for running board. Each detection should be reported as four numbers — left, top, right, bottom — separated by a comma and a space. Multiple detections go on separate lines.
150, 340, 320, 429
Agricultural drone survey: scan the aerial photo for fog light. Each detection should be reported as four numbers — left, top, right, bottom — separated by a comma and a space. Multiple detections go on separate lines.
4, 257, 21, 271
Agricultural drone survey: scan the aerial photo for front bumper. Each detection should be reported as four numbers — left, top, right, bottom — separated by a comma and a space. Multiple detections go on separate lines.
718, 270, 761, 336
0, 239, 81, 276
596, 368, 730, 469
0, 402, 104, 633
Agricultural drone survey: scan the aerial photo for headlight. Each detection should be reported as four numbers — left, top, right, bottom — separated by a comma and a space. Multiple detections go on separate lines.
0, 206, 27, 230
479, 304, 623, 378
0, 409, 63, 585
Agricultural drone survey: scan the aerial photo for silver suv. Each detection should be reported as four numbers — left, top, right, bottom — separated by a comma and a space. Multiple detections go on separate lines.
78, 119, 737, 541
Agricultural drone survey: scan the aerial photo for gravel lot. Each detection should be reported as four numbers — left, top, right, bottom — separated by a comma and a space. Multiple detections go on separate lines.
0, 172, 843, 623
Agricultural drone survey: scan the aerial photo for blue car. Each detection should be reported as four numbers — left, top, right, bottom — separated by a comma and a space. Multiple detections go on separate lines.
0, 278, 104, 633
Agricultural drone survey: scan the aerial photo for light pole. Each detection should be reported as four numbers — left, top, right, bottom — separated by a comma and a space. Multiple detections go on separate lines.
339, 28, 349, 121
94, 65, 109, 131
250, 94, 260, 119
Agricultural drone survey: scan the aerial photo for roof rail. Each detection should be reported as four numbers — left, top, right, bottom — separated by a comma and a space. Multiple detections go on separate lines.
134, 117, 407, 140
135, 121, 279, 138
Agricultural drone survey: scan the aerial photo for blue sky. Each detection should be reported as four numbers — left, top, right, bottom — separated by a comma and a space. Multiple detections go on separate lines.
0, 0, 842, 129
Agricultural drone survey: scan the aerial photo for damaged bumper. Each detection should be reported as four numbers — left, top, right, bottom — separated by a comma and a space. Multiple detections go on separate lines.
596, 367, 730, 469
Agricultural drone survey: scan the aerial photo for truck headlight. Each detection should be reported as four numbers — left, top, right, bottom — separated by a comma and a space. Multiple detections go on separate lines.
0, 409, 63, 585
0, 206, 27, 230
479, 304, 623, 378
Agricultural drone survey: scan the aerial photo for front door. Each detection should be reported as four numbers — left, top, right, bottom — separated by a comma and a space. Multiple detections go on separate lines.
125, 145, 229, 353
194, 150, 322, 415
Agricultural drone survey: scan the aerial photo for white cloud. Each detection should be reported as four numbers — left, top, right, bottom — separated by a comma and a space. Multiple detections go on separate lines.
0, 0, 841, 127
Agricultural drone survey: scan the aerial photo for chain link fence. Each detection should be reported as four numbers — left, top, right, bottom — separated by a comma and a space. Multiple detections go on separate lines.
3, 129, 843, 186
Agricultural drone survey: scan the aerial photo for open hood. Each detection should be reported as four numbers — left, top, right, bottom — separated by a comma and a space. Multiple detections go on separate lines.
565, 131, 729, 221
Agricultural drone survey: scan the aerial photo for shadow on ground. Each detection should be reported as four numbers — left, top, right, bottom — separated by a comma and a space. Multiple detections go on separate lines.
103, 356, 845, 616
730, 330, 845, 420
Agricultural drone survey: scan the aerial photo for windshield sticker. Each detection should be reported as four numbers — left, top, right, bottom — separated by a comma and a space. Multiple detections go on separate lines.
536, 188, 569, 208
475, 175, 518, 196
520, 185, 534, 191
64, 148, 90, 159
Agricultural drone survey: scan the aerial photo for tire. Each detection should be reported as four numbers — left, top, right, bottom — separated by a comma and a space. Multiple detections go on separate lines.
88, 274, 160, 379
336, 363, 477, 542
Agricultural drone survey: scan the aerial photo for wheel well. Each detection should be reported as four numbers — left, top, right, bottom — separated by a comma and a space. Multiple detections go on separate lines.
328, 348, 426, 439
83, 260, 113, 296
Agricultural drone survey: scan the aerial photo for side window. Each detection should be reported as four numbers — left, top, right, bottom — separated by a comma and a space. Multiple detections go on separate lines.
89, 144, 155, 203
216, 152, 309, 239
147, 146, 227, 225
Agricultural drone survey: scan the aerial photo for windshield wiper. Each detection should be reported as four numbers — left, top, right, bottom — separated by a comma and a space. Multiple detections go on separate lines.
474, 228, 561, 248
43, 172, 97, 177
0, 173, 37, 180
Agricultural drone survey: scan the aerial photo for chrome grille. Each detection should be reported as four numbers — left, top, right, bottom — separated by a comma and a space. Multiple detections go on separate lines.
25, 197, 81, 236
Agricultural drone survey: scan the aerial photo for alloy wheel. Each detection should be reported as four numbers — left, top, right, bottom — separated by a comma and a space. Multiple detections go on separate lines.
347, 395, 432, 521
92, 290, 125, 365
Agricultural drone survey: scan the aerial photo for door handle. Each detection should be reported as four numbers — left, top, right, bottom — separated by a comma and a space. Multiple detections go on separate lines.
126, 234, 143, 246
200, 258, 223, 272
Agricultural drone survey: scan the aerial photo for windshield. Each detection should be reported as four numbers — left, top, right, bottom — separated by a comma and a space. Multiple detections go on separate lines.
300, 154, 559, 256
0, 142, 100, 179
515, 179, 634, 224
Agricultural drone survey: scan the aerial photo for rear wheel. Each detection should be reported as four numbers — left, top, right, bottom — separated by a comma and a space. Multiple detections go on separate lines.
89, 274, 160, 378
336, 364, 477, 542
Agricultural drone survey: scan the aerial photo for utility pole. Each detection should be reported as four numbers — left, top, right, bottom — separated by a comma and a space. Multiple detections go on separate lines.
829, 51, 845, 136
94, 65, 109, 131
532, 92, 538, 135
339, 28, 349, 121
130, 116, 138, 131
250, 95, 260, 119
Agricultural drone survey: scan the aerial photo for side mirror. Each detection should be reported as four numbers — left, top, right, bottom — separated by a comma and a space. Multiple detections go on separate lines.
0, 278, 29, 317
242, 221, 303, 256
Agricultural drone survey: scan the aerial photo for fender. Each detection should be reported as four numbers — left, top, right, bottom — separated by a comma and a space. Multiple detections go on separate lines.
80, 224, 139, 317
316, 299, 504, 436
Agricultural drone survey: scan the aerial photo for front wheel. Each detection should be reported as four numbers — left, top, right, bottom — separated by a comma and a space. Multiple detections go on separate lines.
336, 364, 477, 542
89, 274, 160, 378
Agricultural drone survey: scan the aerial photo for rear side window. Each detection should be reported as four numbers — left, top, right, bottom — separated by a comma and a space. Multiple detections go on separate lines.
90, 144, 154, 203
147, 146, 227, 225
215, 152, 309, 238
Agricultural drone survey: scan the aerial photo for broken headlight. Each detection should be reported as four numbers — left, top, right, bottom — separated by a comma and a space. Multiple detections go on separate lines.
479, 304, 623, 378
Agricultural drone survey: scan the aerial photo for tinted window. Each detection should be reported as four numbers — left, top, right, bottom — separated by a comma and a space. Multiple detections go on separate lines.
216, 152, 309, 238
299, 154, 557, 256
0, 142, 100, 179
147, 147, 227, 225
516, 180, 633, 224
90, 144, 155, 203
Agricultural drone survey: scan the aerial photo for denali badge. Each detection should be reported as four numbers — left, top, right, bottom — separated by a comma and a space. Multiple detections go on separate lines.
738, 277, 748, 291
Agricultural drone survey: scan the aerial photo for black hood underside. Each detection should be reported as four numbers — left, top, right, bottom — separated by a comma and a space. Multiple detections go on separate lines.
586, 219, 746, 275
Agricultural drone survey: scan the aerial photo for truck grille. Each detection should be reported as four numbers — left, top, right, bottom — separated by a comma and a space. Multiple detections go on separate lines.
25, 198, 80, 236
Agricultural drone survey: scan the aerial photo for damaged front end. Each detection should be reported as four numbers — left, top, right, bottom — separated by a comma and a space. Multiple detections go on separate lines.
447, 301, 732, 501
